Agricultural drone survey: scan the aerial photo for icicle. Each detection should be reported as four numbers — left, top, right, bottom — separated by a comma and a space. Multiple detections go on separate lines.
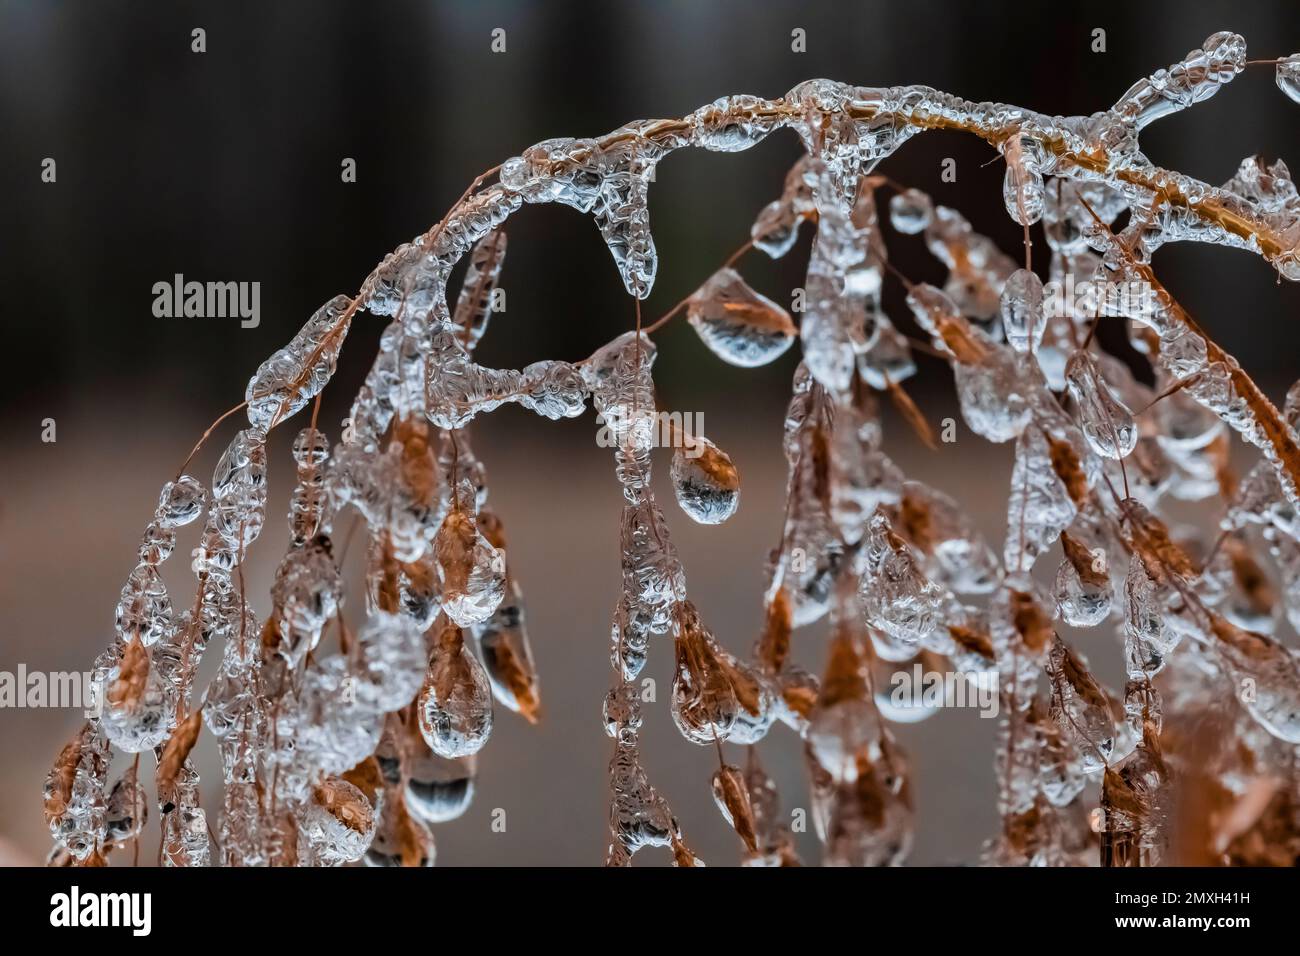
604, 678, 700, 866
1002, 133, 1046, 226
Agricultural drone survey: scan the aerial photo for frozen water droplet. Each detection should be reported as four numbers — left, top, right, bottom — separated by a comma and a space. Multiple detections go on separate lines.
245, 296, 352, 432
1206, 611, 1300, 743
670, 602, 764, 745
434, 501, 507, 627
156, 476, 206, 528
1046, 635, 1116, 773
1000, 269, 1046, 353
1054, 530, 1114, 626
104, 765, 147, 846
1066, 351, 1138, 459
418, 618, 494, 758
44, 723, 110, 860
686, 267, 797, 367
888, 188, 933, 234
671, 436, 740, 524
115, 562, 173, 647
858, 510, 945, 649
355, 610, 426, 712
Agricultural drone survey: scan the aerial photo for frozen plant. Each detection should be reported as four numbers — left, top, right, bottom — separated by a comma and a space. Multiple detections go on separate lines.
45, 31, 1300, 867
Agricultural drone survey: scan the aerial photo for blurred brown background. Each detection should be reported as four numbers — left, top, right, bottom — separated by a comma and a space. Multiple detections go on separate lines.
2, 0, 1298, 865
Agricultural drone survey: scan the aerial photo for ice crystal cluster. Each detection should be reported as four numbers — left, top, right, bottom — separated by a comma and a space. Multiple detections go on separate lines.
45, 33, 1300, 867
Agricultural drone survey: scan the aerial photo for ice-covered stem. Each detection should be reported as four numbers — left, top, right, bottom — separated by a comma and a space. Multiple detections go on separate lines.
176, 31, 1296, 473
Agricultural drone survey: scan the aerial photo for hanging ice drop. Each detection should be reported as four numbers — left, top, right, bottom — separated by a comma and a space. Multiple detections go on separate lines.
670, 436, 740, 524
1065, 351, 1138, 459
418, 617, 495, 758
686, 267, 797, 367
1000, 269, 1046, 353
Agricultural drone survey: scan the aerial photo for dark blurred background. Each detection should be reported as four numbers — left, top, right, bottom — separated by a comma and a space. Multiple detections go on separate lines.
2, 0, 1299, 865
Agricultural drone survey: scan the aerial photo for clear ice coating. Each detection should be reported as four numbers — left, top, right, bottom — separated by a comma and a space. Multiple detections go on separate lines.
1065, 351, 1138, 460
433, 482, 507, 627
246, 296, 353, 432
686, 267, 797, 367
53, 35, 1300, 867
418, 617, 495, 758
1000, 269, 1046, 353
1279, 54, 1300, 105
670, 436, 741, 524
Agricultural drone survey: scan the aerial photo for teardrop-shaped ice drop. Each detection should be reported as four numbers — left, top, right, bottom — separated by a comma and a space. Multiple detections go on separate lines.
686, 267, 797, 367
999, 269, 1046, 353
1065, 351, 1138, 459
670, 436, 740, 524
156, 475, 206, 528
888, 188, 933, 234
1053, 542, 1113, 628
1206, 611, 1300, 743
434, 506, 507, 627
115, 561, 173, 646
418, 618, 494, 758
1123, 553, 1177, 678
1003, 136, 1044, 225
1277, 54, 1300, 104
670, 602, 762, 745
711, 764, 759, 854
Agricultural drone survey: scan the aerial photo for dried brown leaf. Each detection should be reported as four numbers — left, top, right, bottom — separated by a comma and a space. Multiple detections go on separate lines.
156, 709, 203, 798
106, 637, 149, 712
885, 377, 937, 450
